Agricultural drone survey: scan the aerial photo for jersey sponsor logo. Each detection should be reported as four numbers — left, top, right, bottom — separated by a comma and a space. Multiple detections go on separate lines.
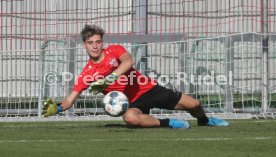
109, 58, 118, 67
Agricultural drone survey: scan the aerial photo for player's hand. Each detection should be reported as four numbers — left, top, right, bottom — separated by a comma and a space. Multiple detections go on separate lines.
42, 99, 59, 117
89, 79, 107, 94
89, 72, 118, 94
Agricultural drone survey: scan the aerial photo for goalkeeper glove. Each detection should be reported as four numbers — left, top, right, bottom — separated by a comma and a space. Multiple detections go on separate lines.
89, 72, 118, 94
42, 98, 63, 117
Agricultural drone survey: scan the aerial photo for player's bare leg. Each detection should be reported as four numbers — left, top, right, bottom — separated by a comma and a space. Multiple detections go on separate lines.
174, 94, 207, 120
122, 94, 229, 128
123, 108, 190, 129
122, 108, 160, 127
175, 94, 229, 126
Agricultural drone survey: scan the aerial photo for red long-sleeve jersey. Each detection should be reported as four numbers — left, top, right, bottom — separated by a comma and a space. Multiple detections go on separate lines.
73, 45, 156, 103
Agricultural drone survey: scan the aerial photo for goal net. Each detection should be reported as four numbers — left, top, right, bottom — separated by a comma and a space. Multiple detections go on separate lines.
1, 33, 276, 121
1, 0, 276, 121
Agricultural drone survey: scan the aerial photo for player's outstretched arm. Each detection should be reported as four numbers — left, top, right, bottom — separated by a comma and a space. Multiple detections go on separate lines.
60, 91, 80, 111
42, 91, 80, 117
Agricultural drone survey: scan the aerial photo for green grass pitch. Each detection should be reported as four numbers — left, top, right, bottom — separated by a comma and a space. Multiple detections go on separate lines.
0, 119, 275, 157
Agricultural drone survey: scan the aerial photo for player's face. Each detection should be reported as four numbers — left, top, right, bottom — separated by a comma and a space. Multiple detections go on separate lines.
83, 34, 104, 60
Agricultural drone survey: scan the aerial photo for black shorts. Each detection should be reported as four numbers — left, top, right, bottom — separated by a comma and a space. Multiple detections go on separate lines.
129, 85, 182, 114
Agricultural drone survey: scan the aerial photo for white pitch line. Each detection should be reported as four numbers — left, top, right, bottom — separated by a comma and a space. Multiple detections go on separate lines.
252, 120, 276, 123
0, 137, 273, 143
1, 123, 92, 128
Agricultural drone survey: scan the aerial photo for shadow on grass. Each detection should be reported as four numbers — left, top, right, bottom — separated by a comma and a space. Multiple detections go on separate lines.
96, 123, 148, 129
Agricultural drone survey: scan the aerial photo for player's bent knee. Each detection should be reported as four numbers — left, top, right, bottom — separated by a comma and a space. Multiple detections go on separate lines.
122, 113, 141, 126
186, 99, 200, 109
193, 99, 201, 107
177, 95, 201, 110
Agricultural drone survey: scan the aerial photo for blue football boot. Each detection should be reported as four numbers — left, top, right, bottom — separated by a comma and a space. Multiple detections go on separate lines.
205, 117, 229, 126
168, 119, 190, 129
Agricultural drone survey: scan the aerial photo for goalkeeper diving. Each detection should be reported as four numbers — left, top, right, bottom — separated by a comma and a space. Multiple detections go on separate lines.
42, 24, 229, 129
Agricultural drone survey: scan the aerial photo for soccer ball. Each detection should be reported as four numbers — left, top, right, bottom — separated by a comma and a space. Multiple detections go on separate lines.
103, 91, 129, 117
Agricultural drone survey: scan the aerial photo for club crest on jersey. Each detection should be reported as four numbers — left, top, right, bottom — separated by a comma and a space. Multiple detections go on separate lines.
109, 58, 118, 67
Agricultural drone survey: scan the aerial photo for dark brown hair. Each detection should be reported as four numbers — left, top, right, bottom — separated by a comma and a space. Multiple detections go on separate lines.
81, 24, 105, 42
